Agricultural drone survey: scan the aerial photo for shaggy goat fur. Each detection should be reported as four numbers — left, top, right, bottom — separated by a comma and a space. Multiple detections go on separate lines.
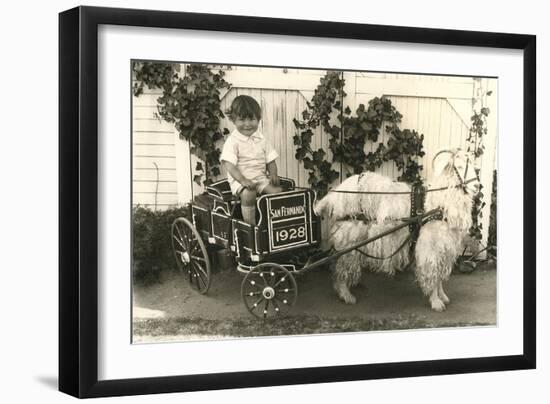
317, 150, 478, 311
315, 171, 411, 222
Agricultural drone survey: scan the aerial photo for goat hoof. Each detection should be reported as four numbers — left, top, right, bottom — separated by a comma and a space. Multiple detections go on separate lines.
430, 298, 446, 312
334, 283, 357, 304
337, 291, 357, 305
342, 295, 357, 305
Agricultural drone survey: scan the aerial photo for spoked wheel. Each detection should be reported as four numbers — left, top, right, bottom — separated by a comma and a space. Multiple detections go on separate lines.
241, 263, 297, 319
171, 217, 212, 294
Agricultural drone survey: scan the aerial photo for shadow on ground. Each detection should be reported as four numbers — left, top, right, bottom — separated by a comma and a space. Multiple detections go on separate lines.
133, 261, 496, 341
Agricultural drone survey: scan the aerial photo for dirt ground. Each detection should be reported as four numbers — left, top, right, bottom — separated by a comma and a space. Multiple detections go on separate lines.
133, 261, 496, 341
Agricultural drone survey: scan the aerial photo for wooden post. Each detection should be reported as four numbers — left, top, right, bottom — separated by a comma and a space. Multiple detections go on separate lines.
478, 78, 498, 257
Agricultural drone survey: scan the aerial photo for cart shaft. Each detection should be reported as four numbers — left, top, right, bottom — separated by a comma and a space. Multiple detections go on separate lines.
298, 208, 442, 273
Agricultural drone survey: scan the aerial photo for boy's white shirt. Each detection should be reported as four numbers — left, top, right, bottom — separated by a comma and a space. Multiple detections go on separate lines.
220, 129, 279, 194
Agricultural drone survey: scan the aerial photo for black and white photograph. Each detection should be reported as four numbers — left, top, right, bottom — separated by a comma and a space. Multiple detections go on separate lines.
131, 61, 498, 343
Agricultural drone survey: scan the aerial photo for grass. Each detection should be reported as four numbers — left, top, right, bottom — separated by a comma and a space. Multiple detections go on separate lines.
133, 315, 491, 340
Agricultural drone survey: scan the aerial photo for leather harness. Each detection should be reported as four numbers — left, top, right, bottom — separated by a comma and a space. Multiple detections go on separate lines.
332, 161, 478, 261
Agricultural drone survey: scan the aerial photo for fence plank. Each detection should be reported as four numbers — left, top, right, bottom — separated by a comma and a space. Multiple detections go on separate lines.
133, 119, 175, 133
356, 76, 474, 99
133, 168, 177, 182
132, 193, 179, 206
224, 69, 326, 92
286, 90, 302, 186
133, 156, 176, 170
133, 181, 178, 194
133, 144, 176, 157
133, 93, 164, 107
133, 106, 159, 120
133, 132, 174, 145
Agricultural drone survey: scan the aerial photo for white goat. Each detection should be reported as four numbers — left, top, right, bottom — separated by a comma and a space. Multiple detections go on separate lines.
315, 149, 479, 311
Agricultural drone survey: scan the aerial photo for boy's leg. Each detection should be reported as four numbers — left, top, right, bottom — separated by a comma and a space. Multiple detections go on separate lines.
240, 189, 257, 225
261, 184, 283, 194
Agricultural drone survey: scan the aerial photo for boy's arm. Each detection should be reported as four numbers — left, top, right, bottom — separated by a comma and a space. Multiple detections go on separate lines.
221, 161, 256, 190
266, 160, 280, 186
264, 140, 279, 186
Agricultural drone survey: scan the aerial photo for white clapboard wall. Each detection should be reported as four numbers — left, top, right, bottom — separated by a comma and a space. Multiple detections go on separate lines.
133, 88, 179, 208
132, 66, 497, 245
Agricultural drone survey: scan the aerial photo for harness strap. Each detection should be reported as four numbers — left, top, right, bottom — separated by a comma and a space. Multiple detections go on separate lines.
344, 209, 444, 262
328, 174, 478, 196
409, 183, 427, 258
353, 233, 412, 261
453, 165, 468, 194
337, 191, 440, 262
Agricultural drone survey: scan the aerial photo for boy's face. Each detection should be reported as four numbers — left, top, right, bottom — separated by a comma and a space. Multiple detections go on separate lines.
233, 116, 259, 137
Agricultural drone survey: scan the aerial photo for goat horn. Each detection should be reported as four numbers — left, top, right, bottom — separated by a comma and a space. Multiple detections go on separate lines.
432, 149, 455, 172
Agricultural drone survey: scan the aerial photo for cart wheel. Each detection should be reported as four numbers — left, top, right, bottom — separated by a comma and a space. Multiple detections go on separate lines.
171, 217, 212, 294
241, 263, 297, 319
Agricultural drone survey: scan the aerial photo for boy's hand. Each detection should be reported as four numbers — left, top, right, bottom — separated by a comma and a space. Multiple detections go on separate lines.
241, 178, 257, 191
269, 174, 280, 186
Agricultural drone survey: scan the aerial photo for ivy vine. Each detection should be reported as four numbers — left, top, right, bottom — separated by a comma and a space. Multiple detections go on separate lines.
468, 87, 492, 241
292, 72, 343, 193
132, 62, 180, 96
293, 71, 425, 197
132, 61, 231, 185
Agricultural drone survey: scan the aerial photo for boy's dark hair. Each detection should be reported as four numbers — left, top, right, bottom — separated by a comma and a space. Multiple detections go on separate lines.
226, 95, 262, 121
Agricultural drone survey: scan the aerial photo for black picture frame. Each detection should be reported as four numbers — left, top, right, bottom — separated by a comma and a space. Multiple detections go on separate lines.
59, 5, 536, 399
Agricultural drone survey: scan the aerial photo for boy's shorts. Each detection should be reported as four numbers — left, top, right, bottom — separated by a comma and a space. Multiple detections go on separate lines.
232, 175, 271, 196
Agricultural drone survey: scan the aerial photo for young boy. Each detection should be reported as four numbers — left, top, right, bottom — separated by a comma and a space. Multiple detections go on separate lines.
220, 95, 282, 225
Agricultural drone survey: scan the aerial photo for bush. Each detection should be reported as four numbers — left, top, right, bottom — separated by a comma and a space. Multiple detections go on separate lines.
133, 205, 191, 286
